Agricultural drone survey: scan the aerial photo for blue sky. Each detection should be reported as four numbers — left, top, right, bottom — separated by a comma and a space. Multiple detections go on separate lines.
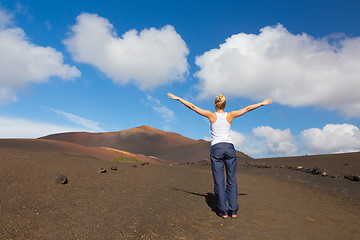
1, 0, 360, 158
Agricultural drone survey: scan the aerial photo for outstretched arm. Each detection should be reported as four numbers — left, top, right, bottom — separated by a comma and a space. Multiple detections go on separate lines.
167, 93, 215, 121
228, 98, 273, 121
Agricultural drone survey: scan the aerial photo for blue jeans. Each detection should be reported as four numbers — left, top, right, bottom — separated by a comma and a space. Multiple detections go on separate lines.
210, 142, 238, 215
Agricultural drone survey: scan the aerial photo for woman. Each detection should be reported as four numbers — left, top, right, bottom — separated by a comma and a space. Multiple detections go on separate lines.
168, 93, 273, 219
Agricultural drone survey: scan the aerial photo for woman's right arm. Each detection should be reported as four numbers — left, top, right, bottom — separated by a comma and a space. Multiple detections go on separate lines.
167, 93, 215, 122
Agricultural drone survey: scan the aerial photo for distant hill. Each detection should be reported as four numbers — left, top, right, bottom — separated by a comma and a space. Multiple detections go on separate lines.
40, 125, 252, 163
0, 138, 120, 162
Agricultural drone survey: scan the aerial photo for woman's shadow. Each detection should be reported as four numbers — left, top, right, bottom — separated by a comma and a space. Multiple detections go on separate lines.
172, 188, 247, 213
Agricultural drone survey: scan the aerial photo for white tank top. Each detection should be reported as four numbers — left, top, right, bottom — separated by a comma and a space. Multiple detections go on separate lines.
210, 112, 233, 146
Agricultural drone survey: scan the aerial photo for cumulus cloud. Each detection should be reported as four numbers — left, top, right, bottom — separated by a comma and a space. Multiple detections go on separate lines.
64, 13, 189, 90
203, 130, 245, 147
0, 116, 81, 138
0, 8, 80, 104
301, 124, 360, 154
46, 108, 103, 131
241, 146, 265, 158
195, 24, 360, 117
204, 127, 295, 158
202, 124, 360, 158
230, 129, 246, 148
252, 126, 299, 157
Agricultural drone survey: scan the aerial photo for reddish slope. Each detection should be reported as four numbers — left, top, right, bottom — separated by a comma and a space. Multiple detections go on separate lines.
0, 139, 172, 165
0, 139, 119, 162
40, 125, 252, 163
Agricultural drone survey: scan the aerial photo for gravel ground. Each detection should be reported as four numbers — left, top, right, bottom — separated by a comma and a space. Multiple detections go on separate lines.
1, 139, 360, 239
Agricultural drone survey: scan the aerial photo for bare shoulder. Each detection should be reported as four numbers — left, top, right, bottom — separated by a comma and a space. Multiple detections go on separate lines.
208, 112, 217, 124
227, 111, 239, 123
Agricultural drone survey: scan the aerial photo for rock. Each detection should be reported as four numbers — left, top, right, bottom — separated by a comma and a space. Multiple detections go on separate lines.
98, 168, 106, 173
330, 174, 340, 178
310, 167, 321, 175
110, 166, 118, 170
197, 160, 209, 165
344, 174, 351, 180
296, 166, 303, 171
344, 174, 360, 181
321, 171, 328, 177
132, 165, 138, 168
55, 175, 68, 184
141, 162, 149, 166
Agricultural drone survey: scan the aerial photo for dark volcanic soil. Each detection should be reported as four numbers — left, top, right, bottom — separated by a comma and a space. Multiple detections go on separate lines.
1, 139, 360, 239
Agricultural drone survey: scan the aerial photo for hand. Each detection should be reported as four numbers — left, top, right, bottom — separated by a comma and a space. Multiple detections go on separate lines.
262, 98, 273, 105
167, 93, 180, 100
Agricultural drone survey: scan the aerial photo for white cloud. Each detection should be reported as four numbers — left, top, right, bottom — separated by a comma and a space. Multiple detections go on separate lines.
0, 87, 17, 104
230, 129, 246, 148
301, 124, 360, 154
252, 126, 299, 157
0, 9, 81, 104
203, 126, 298, 157
203, 130, 245, 147
0, 116, 81, 138
204, 128, 279, 158
64, 13, 189, 90
195, 24, 360, 117
46, 108, 103, 131
241, 147, 264, 157
229, 130, 267, 157
205, 123, 360, 158
0, 7, 12, 29
145, 94, 176, 130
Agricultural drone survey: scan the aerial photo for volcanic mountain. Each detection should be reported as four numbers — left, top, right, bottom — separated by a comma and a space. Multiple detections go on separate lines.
40, 125, 252, 163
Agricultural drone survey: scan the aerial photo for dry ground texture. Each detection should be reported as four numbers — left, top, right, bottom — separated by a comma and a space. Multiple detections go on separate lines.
1, 139, 360, 239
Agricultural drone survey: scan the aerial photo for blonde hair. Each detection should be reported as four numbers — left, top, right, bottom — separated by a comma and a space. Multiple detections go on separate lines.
215, 94, 226, 109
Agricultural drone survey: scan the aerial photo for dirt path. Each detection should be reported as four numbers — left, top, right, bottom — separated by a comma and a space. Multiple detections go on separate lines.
1, 147, 360, 239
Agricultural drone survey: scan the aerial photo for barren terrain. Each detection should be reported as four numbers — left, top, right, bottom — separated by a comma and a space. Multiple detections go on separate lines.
1, 135, 360, 239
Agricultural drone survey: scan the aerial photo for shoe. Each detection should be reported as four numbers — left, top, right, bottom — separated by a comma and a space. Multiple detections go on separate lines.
230, 214, 237, 218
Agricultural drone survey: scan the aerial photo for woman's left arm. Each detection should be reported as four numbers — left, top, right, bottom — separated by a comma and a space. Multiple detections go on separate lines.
227, 98, 273, 121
